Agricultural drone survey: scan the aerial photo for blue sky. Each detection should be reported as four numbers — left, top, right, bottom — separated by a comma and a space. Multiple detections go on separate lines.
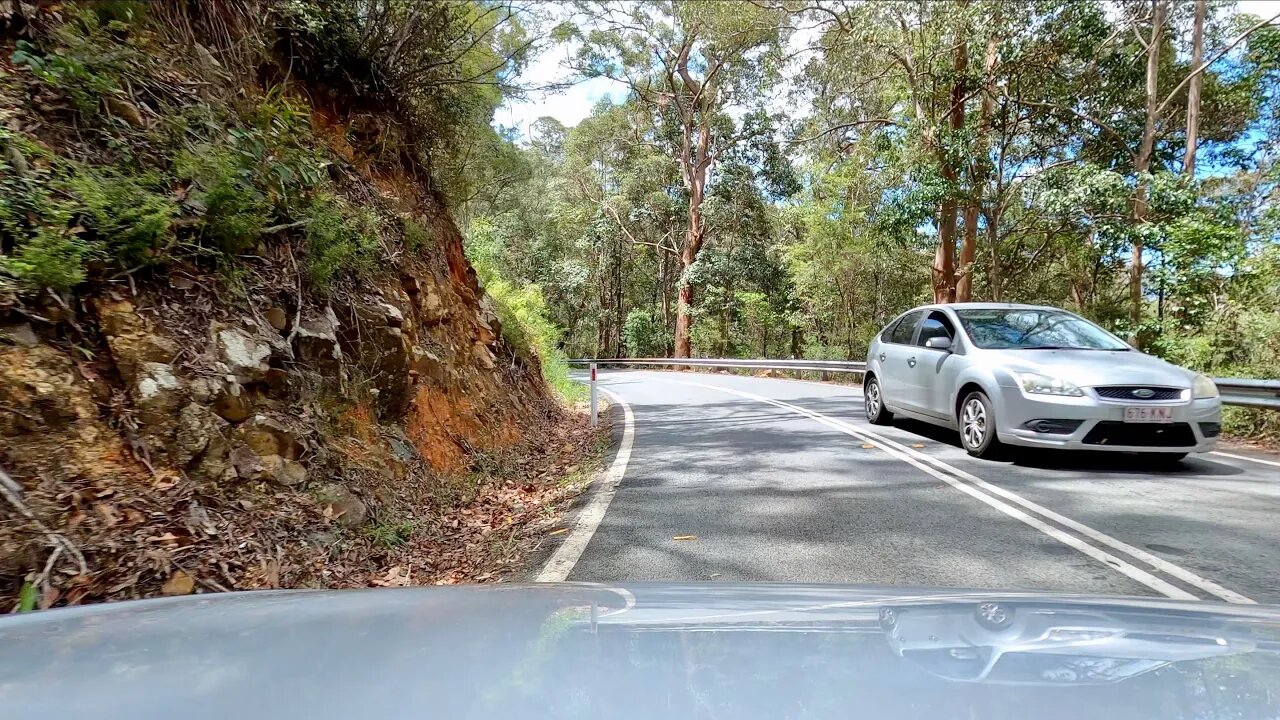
495, 1, 1280, 140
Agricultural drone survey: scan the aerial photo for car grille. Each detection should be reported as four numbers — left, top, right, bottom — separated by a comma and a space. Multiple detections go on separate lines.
1083, 422, 1196, 448
1093, 386, 1184, 401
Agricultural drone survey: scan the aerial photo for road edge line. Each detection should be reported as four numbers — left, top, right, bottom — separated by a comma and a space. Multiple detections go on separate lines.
680, 380, 1209, 602
1212, 450, 1280, 469
535, 386, 635, 583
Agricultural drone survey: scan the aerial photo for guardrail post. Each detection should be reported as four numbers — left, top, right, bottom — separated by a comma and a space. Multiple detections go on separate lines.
590, 362, 598, 428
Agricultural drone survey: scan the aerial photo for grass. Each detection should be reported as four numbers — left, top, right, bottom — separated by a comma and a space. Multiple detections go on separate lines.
365, 520, 414, 549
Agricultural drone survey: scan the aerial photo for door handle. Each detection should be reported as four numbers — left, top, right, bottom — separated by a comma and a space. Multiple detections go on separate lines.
907, 356, 917, 367
878, 353, 886, 362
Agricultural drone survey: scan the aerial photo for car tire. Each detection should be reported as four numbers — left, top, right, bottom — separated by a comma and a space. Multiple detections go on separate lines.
974, 602, 1014, 630
959, 390, 1002, 459
865, 375, 893, 425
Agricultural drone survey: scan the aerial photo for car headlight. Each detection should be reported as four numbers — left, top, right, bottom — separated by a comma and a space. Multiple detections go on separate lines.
1193, 374, 1219, 399
1015, 372, 1084, 397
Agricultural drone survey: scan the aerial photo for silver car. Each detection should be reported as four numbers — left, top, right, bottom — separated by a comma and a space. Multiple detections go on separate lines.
864, 303, 1221, 460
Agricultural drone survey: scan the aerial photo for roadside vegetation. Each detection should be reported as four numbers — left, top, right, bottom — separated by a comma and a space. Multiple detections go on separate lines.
460, 1, 1280, 440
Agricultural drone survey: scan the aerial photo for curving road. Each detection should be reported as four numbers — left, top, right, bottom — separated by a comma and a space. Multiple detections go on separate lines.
553, 370, 1280, 605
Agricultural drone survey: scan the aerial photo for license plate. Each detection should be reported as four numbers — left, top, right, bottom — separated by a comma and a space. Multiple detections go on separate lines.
1124, 406, 1174, 423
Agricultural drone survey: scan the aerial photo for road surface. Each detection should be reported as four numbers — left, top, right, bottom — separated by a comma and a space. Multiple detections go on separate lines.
550, 370, 1280, 605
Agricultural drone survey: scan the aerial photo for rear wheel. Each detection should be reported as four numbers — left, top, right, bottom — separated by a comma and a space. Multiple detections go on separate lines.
959, 391, 1002, 459
865, 375, 893, 425
974, 602, 1014, 630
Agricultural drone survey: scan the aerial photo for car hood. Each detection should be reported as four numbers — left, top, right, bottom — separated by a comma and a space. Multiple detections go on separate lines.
2, 584, 1280, 719
981, 349, 1196, 389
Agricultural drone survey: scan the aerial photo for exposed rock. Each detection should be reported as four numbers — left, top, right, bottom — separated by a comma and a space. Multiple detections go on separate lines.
212, 380, 252, 422
293, 306, 342, 370
215, 326, 274, 382
174, 402, 229, 468
264, 307, 289, 333
375, 302, 404, 327
317, 483, 367, 528
472, 342, 496, 369
229, 444, 306, 485
411, 347, 447, 385
93, 298, 180, 381
193, 42, 221, 71
105, 95, 144, 126
133, 362, 185, 420
0, 323, 38, 347
236, 415, 304, 460
422, 289, 445, 324
0, 345, 98, 434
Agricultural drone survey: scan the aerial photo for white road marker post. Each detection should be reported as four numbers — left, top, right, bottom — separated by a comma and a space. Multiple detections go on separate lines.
590, 362, 598, 428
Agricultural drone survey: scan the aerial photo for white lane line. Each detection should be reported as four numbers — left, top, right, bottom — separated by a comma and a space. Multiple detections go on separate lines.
536, 386, 635, 583
863, 429, 1257, 605
680, 380, 1254, 603
1212, 451, 1280, 469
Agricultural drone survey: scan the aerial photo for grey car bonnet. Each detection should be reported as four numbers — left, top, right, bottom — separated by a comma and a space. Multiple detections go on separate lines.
2, 583, 1279, 719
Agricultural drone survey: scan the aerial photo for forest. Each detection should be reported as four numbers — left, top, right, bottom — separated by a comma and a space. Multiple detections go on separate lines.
459, 0, 1280, 433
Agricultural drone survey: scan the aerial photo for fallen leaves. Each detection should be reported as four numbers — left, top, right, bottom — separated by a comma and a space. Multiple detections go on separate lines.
547, 528, 568, 536
673, 535, 697, 541
860, 444, 875, 449
161, 570, 195, 596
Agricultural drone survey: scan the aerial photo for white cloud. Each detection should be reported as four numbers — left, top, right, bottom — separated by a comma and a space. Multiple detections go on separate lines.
494, 40, 627, 137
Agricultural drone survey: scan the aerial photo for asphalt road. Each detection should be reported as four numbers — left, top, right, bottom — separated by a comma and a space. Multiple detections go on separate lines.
560, 369, 1280, 605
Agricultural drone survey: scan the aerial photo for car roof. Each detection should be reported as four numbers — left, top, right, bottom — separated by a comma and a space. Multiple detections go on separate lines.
913, 302, 1066, 312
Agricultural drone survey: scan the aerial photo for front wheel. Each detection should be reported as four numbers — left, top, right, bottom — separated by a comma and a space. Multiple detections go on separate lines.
959, 391, 1003, 459
865, 376, 893, 425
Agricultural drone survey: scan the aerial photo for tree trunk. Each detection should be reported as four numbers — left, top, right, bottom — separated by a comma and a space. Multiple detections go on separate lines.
1184, 0, 1205, 177
934, 39, 969, 303
1131, 0, 1164, 335
933, 199, 957, 303
958, 33, 997, 302
673, 187, 704, 358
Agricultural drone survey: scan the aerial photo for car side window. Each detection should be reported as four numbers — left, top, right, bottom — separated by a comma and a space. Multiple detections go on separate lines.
916, 311, 956, 348
887, 311, 923, 345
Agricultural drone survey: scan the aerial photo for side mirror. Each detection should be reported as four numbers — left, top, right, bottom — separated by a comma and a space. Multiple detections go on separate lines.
925, 336, 953, 351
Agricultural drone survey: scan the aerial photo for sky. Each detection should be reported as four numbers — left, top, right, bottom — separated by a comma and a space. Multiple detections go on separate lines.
495, 1, 1280, 139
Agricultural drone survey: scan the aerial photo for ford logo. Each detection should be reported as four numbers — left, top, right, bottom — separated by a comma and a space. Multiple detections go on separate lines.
1132, 388, 1156, 399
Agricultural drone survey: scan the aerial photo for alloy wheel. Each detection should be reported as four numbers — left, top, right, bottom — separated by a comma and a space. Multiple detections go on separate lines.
962, 398, 987, 448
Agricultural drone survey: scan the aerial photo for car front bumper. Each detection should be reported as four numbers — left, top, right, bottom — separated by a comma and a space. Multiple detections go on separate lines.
993, 387, 1221, 453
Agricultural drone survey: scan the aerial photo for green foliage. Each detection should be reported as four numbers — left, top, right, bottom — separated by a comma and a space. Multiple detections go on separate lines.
364, 520, 414, 549
623, 309, 670, 357
402, 217, 429, 252
176, 146, 271, 254
2, 228, 88, 292
69, 170, 177, 265
303, 195, 380, 289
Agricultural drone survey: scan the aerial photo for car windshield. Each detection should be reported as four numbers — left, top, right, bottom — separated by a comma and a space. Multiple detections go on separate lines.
954, 309, 1129, 350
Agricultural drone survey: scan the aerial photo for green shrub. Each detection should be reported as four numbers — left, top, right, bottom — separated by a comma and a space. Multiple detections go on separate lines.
1, 228, 88, 292
176, 146, 271, 254
69, 170, 176, 264
304, 195, 379, 288
403, 217, 429, 252
483, 277, 584, 402
623, 309, 669, 357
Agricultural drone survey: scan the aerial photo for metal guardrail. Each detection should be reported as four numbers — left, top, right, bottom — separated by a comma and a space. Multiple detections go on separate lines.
1215, 379, 1280, 410
571, 357, 867, 374
571, 358, 1279, 410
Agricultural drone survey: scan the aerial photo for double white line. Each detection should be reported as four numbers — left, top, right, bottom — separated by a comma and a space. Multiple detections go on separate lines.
682, 380, 1254, 604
